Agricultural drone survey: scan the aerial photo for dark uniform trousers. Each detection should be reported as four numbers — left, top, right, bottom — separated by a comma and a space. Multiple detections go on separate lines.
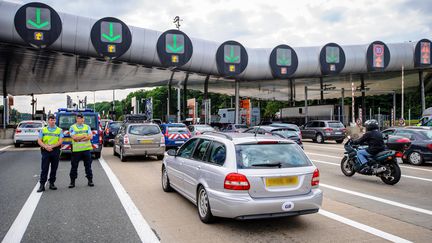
70, 150, 93, 179
40, 148, 61, 183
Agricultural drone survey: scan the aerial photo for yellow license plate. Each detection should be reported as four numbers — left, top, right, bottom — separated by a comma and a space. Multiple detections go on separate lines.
265, 176, 298, 187
63, 138, 72, 142
139, 140, 152, 144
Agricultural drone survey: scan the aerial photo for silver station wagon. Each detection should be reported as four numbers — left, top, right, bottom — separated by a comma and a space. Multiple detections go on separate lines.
161, 132, 322, 223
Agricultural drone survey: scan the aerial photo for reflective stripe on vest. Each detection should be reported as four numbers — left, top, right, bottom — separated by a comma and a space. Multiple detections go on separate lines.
42, 127, 62, 145
71, 124, 92, 152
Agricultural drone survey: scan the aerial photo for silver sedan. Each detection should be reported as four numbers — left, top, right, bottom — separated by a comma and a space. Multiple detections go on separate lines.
161, 133, 322, 223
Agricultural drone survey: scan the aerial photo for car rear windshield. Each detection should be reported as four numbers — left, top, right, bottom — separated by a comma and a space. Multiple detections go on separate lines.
129, 125, 160, 136
19, 122, 43, 128
109, 122, 122, 129
196, 126, 215, 132
272, 129, 298, 138
328, 122, 344, 128
58, 114, 98, 130
235, 143, 312, 169
168, 126, 188, 133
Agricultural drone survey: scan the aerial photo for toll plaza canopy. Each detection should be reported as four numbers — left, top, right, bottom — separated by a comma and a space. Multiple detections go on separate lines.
0, 0, 431, 101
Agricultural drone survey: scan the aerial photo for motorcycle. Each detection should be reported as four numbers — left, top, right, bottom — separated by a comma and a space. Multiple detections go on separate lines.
340, 137, 403, 185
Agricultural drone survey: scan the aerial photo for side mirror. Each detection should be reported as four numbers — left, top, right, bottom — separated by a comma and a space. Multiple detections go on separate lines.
167, 149, 177, 157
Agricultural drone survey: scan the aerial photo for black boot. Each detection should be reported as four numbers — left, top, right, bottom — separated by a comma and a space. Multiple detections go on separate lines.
49, 182, 57, 190
68, 179, 75, 188
88, 178, 94, 187
37, 183, 45, 193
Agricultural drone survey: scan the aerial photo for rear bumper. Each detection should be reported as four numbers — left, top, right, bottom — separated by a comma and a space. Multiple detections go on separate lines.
123, 146, 165, 156
208, 188, 323, 219
14, 135, 38, 143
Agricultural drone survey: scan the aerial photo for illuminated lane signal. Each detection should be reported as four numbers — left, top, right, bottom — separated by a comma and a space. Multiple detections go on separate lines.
26, 7, 51, 30
216, 40, 248, 78
101, 22, 122, 43
276, 48, 292, 66
224, 45, 241, 64
326, 46, 340, 64
373, 44, 384, 68
157, 29, 193, 67
421, 42, 430, 65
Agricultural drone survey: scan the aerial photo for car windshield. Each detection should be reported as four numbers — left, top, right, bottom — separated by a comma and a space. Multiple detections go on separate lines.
168, 126, 188, 133
195, 126, 215, 132
19, 122, 43, 128
58, 114, 97, 130
109, 122, 122, 130
129, 125, 160, 136
235, 143, 312, 169
328, 122, 344, 128
272, 129, 298, 138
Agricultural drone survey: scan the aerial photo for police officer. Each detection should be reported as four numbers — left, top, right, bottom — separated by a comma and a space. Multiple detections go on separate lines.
68, 113, 94, 188
37, 114, 63, 192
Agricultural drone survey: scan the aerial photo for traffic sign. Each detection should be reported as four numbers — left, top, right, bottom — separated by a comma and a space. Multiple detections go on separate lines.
269, 44, 298, 78
216, 41, 248, 78
414, 39, 432, 68
90, 17, 132, 59
319, 43, 345, 75
156, 29, 193, 67
14, 2, 62, 48
367, 41, 390, 71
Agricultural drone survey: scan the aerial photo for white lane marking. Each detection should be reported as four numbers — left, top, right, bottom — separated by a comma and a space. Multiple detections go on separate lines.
0, 145, 11, 151
309, 151, 432, 173
320, 183, 432, 216
98, 157, 159, 243
313, 160, 432, 183
2, 183, 42, 243
319, 209, 412, 243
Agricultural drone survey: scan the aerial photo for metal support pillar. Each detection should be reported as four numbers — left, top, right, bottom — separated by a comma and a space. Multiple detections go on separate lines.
182, 73, 189, 121
235, 80, 240, 124
392, 91, 396, 126
341, 88, 345, 124
289, 79, 294, 106
2, 61, 8, 129
177, 88, 181, 123
419, 71, 425, 113
360, 74, 366, 122
304, 86, 308, 124
204, 75, 210, 124
320, 77, 324, 104
167, 72, 174, 121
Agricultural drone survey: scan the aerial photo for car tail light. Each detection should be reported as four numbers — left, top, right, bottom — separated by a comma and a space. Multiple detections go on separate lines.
124, 134, 129, 144
160, 136, 165, 144
15, 129, 21, 134
99, 131, 103, 144
311, 168, 320, 187
257, 141, 278, 144
428, 144, 432, 151
396, 138, 411, 143
395, 151, 404, 157
325, 128, 333, 132
105, 128, 110, 135
342, 128, 347, 133
224, 173, 250, 190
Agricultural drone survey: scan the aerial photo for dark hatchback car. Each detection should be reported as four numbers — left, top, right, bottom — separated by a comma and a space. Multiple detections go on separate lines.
382, 127, 432, 165
243, 126, 303, 149
301, 120, 346, 144
103, 121, 122, 146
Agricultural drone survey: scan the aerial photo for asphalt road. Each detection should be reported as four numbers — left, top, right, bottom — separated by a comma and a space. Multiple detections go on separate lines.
1, 141, 432, 242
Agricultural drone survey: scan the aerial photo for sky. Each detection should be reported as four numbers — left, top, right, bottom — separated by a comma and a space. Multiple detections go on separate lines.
5, 0, 432, 113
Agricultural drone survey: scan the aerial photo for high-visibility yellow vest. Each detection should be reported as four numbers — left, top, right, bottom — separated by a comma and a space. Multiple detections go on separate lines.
42, 126, 62, 145
71, 124, 92, 152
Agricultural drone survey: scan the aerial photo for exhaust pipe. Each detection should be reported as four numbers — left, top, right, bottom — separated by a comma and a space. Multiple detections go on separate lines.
374, 166, 387, 174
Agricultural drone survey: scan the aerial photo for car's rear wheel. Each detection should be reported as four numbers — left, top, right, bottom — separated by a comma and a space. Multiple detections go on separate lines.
120, 147, 127, 162
197, 186, 215, 224
161, 166, 173, 192
157, 154, 164, 160
408, 151, 423, 165
14, 143, 20, 148
316, 133, 324, 143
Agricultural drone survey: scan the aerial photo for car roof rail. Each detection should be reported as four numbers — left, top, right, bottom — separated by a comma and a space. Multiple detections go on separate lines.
202, 131, 233, 140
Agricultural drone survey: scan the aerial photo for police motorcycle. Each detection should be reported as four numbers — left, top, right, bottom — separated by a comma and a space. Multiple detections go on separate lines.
340, 135, 409, 185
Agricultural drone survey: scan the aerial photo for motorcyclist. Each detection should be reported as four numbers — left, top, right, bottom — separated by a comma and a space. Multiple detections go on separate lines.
352, 120, 385, 172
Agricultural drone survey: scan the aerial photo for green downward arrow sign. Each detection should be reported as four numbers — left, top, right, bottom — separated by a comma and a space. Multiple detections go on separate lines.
277, 57, 289, 66
102, 23, 121, 42
27, 8, 49, 29
167, 34, 184, 53
225, 46, 240, 63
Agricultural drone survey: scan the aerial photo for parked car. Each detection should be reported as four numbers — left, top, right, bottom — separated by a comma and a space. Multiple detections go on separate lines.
382, 127, 432, 165
160, 123, 191, 149
103, 121, 122, 146
222, 124, 248, 133
100, 119, 112, 131
301, 120, 346, 143
188, 124, 215, 136
113, 122, 165, 162
243, 126, 303, 149
162, 132, 322, 223
269, 123, 302, 138
14, 120, 46, 147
